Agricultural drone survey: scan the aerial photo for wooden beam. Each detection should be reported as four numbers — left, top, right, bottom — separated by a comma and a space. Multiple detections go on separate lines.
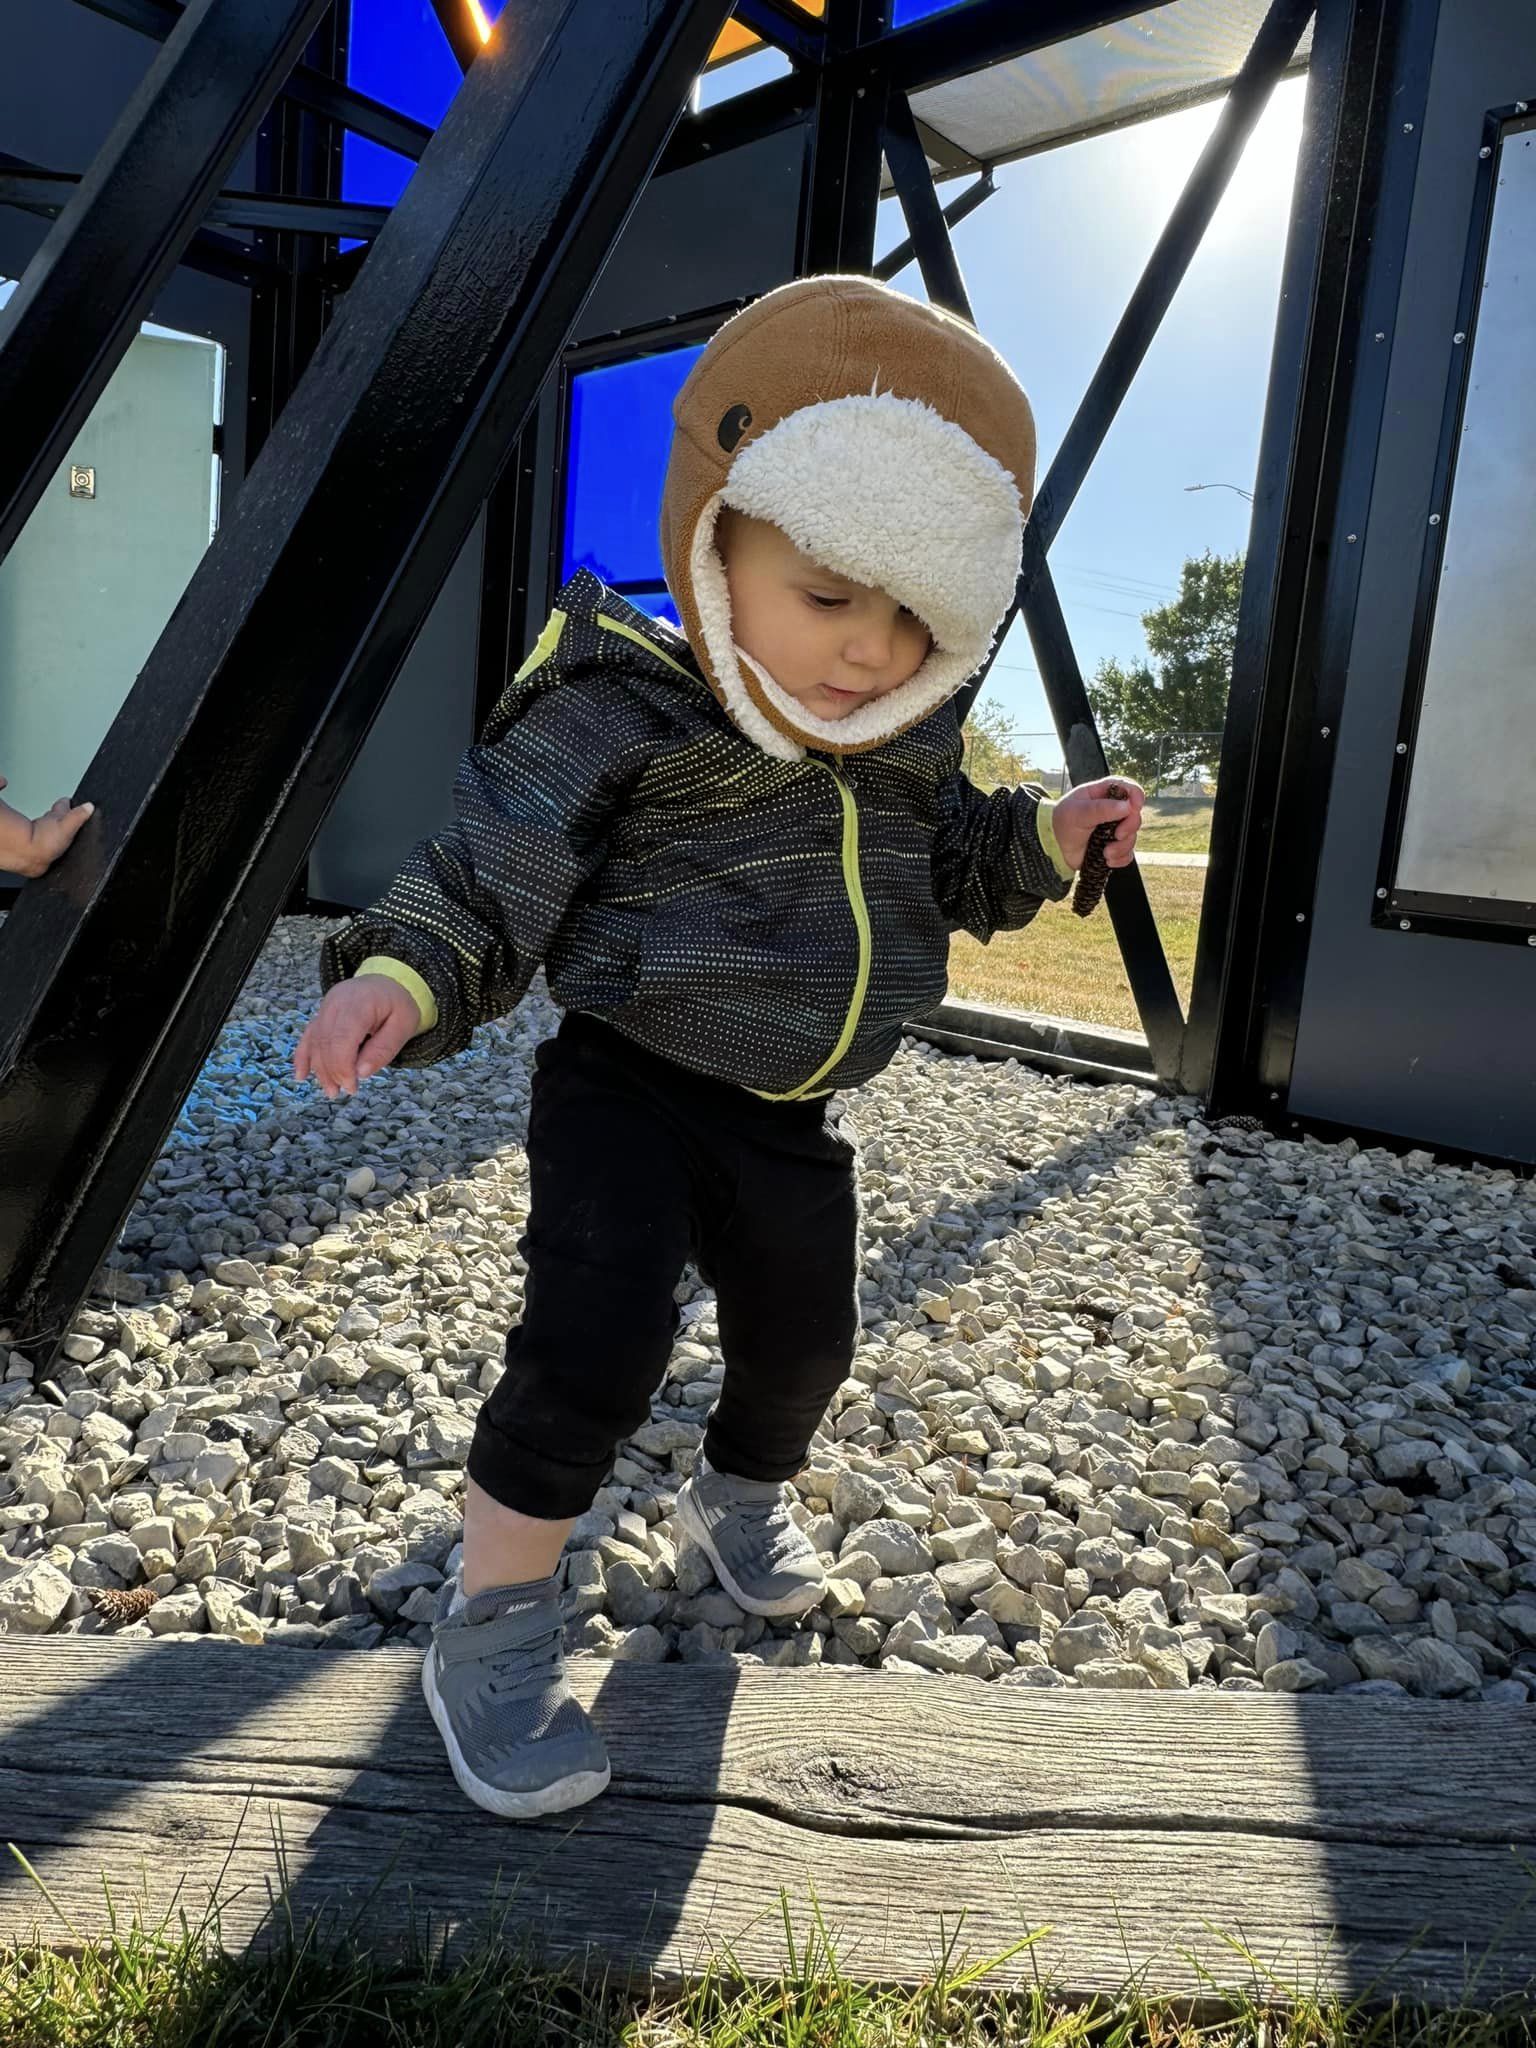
2, 1641, 1533, 2006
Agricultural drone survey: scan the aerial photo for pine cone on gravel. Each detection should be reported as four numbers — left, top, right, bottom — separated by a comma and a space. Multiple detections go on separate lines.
1071, 781, 1130, 918
89, 1587, 160, 1626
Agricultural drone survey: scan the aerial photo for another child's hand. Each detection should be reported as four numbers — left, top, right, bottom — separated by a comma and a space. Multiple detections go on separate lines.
292, 974, 423, 1100
1051, 776, 1145, 871
0, 776, 96, 878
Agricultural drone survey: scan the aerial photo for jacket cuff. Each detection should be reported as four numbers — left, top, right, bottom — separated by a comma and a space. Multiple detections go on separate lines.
1034, 799, 1076, 884
356, 955, 438, 1033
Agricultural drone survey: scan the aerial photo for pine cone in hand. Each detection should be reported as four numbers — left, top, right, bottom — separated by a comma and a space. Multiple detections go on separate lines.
90, 1586, 160, 1625
1072, 781, 1130, 918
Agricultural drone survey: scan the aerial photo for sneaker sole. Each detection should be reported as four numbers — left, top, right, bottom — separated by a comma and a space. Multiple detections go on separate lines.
675, 1483, 825, 1619
420, 1649, 611, 1820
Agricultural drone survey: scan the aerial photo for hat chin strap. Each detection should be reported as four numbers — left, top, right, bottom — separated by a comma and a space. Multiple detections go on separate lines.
688, 491, 984, 760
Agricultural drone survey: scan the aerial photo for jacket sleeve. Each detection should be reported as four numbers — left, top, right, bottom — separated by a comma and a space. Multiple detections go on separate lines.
318, 672, 653, 1066
931, 769, 1075, 942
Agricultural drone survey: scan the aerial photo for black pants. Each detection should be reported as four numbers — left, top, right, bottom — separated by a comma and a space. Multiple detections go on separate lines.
466, 1011, 861, 1520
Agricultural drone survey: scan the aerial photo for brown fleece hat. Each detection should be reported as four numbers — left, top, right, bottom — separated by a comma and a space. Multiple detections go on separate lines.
659, 275, 1035, 759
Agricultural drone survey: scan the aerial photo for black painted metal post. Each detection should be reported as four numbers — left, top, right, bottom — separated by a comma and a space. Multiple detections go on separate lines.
0, 0, 334, 566
0, 0, 734, 1360
1188, 0, 1411, 1112
797, 0, 889, 274
874, 168, 995, 285
881, 90, 970, 318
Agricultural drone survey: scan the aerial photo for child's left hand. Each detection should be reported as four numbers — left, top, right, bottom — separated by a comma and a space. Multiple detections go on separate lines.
1051, 776, 1145, 872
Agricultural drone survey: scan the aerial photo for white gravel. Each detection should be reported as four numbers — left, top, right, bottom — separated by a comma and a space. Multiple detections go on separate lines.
2, 915, 1533, 1700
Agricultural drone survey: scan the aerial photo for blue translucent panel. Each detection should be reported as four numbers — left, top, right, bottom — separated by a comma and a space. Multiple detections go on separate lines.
347, 0, 461, 127
561, 345, 704, 587
340, 0, 512, 209
892, 0, 971, 23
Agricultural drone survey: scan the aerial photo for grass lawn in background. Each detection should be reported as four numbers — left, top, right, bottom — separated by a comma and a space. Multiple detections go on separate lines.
947, 865, 1204, 1033
1134, 796, 1215, 855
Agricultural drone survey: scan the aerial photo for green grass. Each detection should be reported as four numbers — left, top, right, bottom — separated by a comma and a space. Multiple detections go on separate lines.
3, 1849, 1533, 2048
1135, 799, 1215, 857
948, 867, 1205, 1034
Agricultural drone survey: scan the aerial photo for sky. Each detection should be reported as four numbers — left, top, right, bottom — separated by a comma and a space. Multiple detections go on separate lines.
707, 53, 1307, 770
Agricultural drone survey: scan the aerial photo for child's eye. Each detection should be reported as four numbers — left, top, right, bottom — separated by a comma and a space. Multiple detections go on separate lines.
806, 593, 847, 610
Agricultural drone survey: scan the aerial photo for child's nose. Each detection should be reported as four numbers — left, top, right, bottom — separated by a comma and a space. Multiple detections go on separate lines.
845, 623, 895, 669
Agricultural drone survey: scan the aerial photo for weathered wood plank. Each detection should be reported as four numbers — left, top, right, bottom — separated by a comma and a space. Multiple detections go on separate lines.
2, 1640, 1534, 2006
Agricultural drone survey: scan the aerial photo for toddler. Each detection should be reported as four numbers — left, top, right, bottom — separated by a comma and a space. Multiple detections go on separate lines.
294, 277, 1143, 1820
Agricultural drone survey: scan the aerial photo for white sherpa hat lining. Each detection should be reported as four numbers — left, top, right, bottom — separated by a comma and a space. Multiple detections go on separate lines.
686, 391, 1024, 760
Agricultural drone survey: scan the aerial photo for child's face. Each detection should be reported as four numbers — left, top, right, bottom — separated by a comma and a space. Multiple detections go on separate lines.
718, 511, 931, 721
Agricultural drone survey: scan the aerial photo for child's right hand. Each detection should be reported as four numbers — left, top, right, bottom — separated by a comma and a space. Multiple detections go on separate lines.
292, 975, 423, 1099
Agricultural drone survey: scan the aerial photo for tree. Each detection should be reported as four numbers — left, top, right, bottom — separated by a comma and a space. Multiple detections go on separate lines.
1088, 549, 1245, 790
961, 695, 1057, 794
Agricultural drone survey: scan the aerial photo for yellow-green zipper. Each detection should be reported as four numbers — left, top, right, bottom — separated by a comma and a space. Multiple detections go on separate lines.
755, 760, 872, 1102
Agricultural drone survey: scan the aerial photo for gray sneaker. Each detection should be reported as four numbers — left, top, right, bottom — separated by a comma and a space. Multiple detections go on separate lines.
421, 1576, 611, 1819
675, 1455, 825, 1618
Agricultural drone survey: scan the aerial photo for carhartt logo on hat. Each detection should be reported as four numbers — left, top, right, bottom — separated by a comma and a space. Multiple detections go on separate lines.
660, 275, 1035, 759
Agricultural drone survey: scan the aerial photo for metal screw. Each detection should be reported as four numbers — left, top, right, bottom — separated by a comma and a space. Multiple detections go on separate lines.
1269, 1092, 1280, 1102
1517, 101, 1530, 115
1528, 935, 1536, 946
1403, 122, 1414, 133
1321, 726, 1331, 738
1296, 912, 1306, 923
1396, 743, 1408, 754
1479, 145, 1492, 158
1347, 533, 1358, 543
1429, 512, 1441, 524
1453, 331, 1466, 344
1374, 331, 1386, 341
1376, 887, 1388, 900
1400, 919, 1412, 931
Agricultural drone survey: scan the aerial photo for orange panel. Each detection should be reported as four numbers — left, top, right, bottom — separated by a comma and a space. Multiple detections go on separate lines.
708, 0, 826, 68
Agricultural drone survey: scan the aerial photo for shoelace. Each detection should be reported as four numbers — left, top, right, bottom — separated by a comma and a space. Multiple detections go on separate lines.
481, 1615, 563, 1699
730, 1495, 808, 1564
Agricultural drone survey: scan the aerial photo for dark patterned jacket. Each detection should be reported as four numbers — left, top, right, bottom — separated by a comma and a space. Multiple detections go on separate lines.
319, 570, 1072, 1101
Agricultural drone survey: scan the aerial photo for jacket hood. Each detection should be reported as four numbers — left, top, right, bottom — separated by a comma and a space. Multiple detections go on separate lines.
659, 275, 1035, 762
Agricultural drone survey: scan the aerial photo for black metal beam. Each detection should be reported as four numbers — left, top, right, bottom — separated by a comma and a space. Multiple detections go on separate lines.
874, 167, 994, 281
68, 0, 435, 163
0, 0, 333, 568
0, 167, 390, 243
1025, 0, 1316, 553
881, 89, 969, 317
797, 0, 888, 273
1017, 548, 1188, 1079
0, 0, 734, 1361
1187, 0, 1420, 1113
0, 153, 278, 291
660, 70, 815, 176
867, 0, 1161, 94
732, 0, 828, 67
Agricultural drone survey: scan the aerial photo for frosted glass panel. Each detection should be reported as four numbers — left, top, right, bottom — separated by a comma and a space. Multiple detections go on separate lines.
1396, 120, 1536, 908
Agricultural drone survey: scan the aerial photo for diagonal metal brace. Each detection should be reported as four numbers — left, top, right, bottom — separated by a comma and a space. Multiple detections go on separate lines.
0, 0, 734, 1361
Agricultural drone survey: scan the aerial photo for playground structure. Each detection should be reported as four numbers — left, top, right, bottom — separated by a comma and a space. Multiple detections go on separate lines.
0, 0, 1533, 2003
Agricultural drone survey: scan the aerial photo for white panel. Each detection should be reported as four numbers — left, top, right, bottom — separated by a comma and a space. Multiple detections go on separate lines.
1396, 121, 1536, 906
906, 0, 1311, 171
